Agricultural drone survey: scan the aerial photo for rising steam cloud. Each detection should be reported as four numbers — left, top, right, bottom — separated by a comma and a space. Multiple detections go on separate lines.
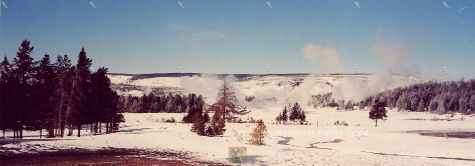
302, 43, 344, 73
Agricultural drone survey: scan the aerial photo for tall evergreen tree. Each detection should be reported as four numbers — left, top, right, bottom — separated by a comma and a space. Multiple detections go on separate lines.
210, 104, 226, 136
289, 102, 301, 121
369, 101, 387, 127
90, 67, 123, 134
215, 77, 248, 121
0, 56, 10, 138
69, 48, 92, 137
12, 40, 35, 139
35, 54, 57, 137
282, 106, 288, 123
53, 55, 73, 137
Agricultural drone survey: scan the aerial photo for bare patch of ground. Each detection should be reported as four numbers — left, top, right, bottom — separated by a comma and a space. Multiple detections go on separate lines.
0, 147, 228, 166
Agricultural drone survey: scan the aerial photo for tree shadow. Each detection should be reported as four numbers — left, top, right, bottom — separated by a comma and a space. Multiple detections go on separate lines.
362, 151, 475, 161
305, 139, 343, 150
0, 138, 76, 145
277, 136, 293, 145
118, 128, 152, 133
407, 130, 475, 139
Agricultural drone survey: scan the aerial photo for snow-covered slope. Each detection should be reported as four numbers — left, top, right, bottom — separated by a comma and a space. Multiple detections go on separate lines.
108, 73, 420, 107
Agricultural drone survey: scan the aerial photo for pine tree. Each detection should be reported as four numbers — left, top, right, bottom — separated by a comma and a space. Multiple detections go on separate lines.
12, 40, 35, 139
184, 94, 205, 123
1, 56, 20, 138
250, 120, 267, 145
215, 77, 248, 121
53, 55, 73, 137
35, 54, 57, 137
282, 106, 288, 123
191, 113, 206, 136
69, 48, 92, 137
210, 104, 226, 136
298, 110, 306, 124
275, 107, 289, 124
289, 102, 301, 121
91, 67, 108, 134
369, 101, 387, 127
0, 56, 10, 138
92, 67, 123, 134
205, 125, 216, 136
275, 112, 282, 124
187, 94, 209, 136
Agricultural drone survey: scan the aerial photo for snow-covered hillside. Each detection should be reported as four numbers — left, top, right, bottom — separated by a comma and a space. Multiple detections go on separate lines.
108, 73, 420, 107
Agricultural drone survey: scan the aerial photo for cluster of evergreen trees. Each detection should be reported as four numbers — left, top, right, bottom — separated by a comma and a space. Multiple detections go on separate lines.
118, 93, 199, 113
183, 94, 226, 137
363, 79, 475, 114
310, 93, 357, 110
275, 102, 306, 124
0, 40, 123, 139
186, 79, 246, 136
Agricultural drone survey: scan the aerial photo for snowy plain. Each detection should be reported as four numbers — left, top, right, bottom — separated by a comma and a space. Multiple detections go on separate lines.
1, 108, 475, 166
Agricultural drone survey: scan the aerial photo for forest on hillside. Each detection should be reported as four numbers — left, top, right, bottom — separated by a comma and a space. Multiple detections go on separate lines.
363, 79, 475, 114
309, 79, 475, 115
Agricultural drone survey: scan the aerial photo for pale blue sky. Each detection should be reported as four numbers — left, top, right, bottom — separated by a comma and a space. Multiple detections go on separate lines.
0, 0, 474, 78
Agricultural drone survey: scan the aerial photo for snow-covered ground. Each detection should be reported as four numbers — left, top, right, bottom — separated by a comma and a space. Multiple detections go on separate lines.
2, 108, 475, 165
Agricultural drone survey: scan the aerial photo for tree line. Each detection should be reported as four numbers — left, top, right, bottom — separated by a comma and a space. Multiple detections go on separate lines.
0, 40, 123, 139
362, 79, 475, 114
118, 93, 201, 113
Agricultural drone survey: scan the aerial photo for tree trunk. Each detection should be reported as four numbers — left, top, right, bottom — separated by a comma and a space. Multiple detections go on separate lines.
90, 124, 94, 134
40, 129, 43, 138
77, 124, 81, 137
106, 122, 110, 134
19, 126, 23, 139
375, 119, 378, 127
223, 79, 226, 121
57, 92, 64, 137
60, 123, 65, 137
98, 123, 102, 134
67, 124, 73, 136
48, 128, 54, 138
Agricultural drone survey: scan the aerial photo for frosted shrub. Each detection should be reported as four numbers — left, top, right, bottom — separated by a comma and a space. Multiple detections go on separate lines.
249, 120, 267, 145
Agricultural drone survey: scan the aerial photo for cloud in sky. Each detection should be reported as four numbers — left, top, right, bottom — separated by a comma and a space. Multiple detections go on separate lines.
177, 0, 185, 9
1, 0, 7, 9
265, 1, 273, 9
352, 0, 361, 9
302, 43, 344, 73
442, 1, 450, 9
458, 6, 470, 13
89, 1, 96, 8
370, 41, 407, 67
0, 0, 6, 17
